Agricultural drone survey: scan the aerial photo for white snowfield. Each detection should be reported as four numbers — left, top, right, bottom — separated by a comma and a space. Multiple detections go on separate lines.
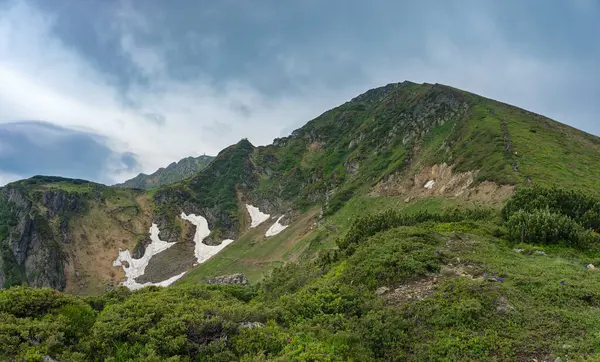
424, 180, 435, 189
246, 204, 270, 228
114, 212, 236, 290
265, 215, 289, 237
113, 223, 183, 290
180, 212, 235, 264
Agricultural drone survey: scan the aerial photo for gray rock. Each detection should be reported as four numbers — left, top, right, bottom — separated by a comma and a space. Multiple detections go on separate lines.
376, 286, 390, 296
206, 273, 249, 285
132, 236, 152, 259
534, 250, 547, 256
0, 187, 66, 290
239, 322, 265, 329
554, 357, 563, 362
43, 356, 57, 362
495, 296, 517, 314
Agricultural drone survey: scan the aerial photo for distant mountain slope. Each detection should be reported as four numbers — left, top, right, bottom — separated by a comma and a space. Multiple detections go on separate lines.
115, 155, 214, 189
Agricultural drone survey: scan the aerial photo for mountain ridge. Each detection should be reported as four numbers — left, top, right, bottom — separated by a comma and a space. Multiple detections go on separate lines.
2, 81, 600, 294
3, 81, 600, 360
115, 154, 214, 190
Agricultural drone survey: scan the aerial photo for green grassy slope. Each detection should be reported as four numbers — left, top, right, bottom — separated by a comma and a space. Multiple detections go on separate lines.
175, 82, 600, 285
3, 187, 600, 361
3, 81, 600, 360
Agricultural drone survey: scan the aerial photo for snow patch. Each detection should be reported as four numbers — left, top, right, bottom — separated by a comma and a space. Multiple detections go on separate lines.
424, 180, 435, 189
180, 212, 235, 264
113, 223, 180, 290
246, 204, 270, 228
114, 212, 237, 291
265, 215, 289, 237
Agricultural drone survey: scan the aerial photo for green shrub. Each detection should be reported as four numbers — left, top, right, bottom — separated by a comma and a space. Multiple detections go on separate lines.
337, 208, 492, 255
342, 229, 443, 289
324, 187, 356, 216
503, 186, 600, 232
506, 209, 598, 248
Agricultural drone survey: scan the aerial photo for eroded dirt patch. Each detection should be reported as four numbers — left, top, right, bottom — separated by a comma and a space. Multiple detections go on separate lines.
63, 194, 153, 295
372, 163, 514, 205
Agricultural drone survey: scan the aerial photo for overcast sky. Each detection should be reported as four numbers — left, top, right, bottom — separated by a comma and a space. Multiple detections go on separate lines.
0, 0, 598, 185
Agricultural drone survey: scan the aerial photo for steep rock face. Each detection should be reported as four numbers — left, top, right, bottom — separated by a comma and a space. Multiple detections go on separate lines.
0, 187, 68, 290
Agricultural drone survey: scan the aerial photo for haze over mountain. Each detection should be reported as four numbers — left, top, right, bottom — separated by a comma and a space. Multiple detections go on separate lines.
0, 0, 598, 184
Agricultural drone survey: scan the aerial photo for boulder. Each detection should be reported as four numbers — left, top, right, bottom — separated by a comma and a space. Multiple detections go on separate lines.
206, 273, 249, 285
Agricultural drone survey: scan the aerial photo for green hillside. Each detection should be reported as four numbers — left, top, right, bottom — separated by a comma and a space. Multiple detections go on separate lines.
2, 81, 600, 360
3, 186, 600, 361
116, 155, 214, 190
176, 82, 600, 285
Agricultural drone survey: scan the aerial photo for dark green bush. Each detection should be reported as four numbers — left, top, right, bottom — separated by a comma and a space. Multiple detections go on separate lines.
337, 208, 492, 255
506, 209, 598, 248
342, 229, 443, 289
502, 186, 600, 232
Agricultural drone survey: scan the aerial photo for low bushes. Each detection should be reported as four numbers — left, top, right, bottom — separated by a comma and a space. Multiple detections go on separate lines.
502, 186, 600, 249
337, 207, 492, 255
506, 209, 599, 248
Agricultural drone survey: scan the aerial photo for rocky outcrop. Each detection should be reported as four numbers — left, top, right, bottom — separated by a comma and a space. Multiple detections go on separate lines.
132, 236, 152, 259
0, 186, 87, 290
239, 322, 265, 329
206, 273, 249, 285
41, 190, 87, 218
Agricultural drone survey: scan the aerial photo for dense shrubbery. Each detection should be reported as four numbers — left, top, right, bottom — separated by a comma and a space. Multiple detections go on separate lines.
506, 209, 599, 248
503, 186, 600, 232
503, 186, 600, 248
2, 216, 600, 360
342, 228, 443, 289
337, 207, 493, 255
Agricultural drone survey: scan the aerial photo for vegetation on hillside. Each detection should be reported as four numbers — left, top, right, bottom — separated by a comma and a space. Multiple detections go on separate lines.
116, 155, 214, 190
152, 139, 257, 241
2, 188, 600, 361
503, 186, 600, 249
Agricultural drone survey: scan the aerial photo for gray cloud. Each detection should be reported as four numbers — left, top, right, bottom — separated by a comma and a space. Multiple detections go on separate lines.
0, 121, 140, 185
0, 0, 598, 184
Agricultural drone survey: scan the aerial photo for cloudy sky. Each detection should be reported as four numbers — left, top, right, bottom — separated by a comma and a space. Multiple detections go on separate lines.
0, 0, 598, 185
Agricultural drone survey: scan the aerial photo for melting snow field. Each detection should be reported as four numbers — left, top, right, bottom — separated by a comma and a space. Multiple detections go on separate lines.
424, 180, 435, 189
265, 215, 289, 237
113, 223, 183, 290
180, 212, 235, 263
246, 204, 270, 228
113, 209, 262, 290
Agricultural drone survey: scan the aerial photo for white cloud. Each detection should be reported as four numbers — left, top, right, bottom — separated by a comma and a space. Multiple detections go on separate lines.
0, 1, 334, 183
